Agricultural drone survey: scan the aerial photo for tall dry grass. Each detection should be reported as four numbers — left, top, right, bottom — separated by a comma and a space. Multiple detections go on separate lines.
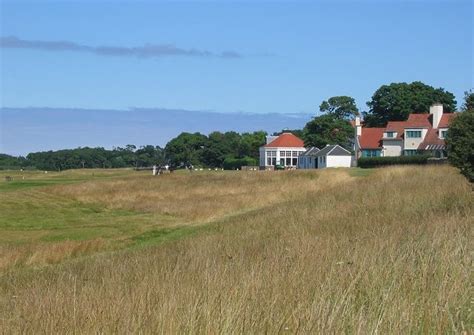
0, 166, 472, 333
50, 169, 351, 222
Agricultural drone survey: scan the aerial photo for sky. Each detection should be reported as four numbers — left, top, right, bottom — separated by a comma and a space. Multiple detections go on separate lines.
0, 0, 473, 155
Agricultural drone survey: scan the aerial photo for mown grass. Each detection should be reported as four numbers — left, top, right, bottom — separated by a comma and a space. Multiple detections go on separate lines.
0, 166, 472, 333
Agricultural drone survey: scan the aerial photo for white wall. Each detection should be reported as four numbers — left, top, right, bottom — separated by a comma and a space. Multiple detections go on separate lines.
327, 155, 352, 168
404, 128, 428, 150
382, 140, 403, 157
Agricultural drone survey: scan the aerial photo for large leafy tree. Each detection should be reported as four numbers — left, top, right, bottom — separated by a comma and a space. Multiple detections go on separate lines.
302, 114, 353, 150
164, 132, 208, 167
447, 91, 474, 182
364, 81, 457, 126
238, 131, 266, 160
319, 96, 359, 120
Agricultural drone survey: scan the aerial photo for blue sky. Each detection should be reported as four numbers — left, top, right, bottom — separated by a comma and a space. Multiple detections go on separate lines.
0, 0, 473, 154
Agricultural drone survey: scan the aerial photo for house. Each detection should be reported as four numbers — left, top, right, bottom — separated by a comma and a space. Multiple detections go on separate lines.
259, 132, 306, 169
354, 103, 456, 159
297, 147, 320, 169
312, 144, 352, 168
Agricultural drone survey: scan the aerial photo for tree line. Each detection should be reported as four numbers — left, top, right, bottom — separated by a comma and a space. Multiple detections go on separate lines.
1, 81, 472, 178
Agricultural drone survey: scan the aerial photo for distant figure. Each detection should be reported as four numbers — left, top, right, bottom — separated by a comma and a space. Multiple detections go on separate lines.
4, 176, 12, 182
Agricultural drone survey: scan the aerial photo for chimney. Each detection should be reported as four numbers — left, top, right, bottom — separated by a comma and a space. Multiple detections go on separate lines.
430, 103, 443, 129
355, 116, 362, 136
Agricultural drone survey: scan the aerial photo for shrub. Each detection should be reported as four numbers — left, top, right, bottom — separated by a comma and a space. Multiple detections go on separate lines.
357, 155, 431, 168
446, 110, 474, 182
223, 156, 257, 170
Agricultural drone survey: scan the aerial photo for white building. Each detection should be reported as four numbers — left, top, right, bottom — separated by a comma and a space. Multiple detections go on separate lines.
259, 133, 306, 169
311, 144, 352, 169
354, 104, 457, 159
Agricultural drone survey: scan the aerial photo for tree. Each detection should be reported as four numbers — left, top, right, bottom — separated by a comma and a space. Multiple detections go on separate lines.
461, 90, 474, 112
164, 132, 208, 167
364, 81, 457, 126
446, 94, 474, 182
238, 131, 266, 160
319, 96, 359, 120
302, 114, 353, 150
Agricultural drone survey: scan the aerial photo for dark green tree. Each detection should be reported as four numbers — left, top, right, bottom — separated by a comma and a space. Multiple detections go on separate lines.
319, 96, 359, 120
302, 114, 353, 149
446, 93, 474, 182
364, 81, 457, 126
164, 132, 208, 167
238, 131, 266, 159
461, 90, 474, 112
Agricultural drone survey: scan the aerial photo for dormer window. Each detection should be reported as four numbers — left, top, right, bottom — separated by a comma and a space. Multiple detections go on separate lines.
386, 131, 395, 138
439, 130, 448, 139
406, 130, 422, 138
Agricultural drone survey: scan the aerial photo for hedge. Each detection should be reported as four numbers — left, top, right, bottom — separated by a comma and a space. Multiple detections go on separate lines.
223, 156, 257, 170
357, 155, 431, 168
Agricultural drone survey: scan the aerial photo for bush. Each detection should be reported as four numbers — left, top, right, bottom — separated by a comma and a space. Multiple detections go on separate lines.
357, 155, 431, 168
223, 157, 257, 170
446, 110, 474, 182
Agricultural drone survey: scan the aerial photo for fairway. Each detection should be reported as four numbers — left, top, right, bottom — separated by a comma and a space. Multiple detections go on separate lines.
0, 166, 472, 333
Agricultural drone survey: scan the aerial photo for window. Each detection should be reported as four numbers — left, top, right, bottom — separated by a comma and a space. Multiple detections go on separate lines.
362, 150, 381, 157
292, 158, 297, 166
286, 151, 291, 157
440, 130, 448, 139
292, 151, 298, 157
280, 151, 285, 157
266, 151, 277, 165
404, 150, 418, 156
406, 130, 422, 138
286, 158, 291, 166
385, 132, 395, 138
280, 158, 284, 166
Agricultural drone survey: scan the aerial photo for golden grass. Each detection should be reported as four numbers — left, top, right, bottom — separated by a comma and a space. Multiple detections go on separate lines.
50, 169, 352, 222
0, 166, 472, 333
0, 239, 107, 269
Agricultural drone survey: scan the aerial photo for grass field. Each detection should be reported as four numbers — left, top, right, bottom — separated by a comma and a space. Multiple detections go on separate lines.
0, 166, 472, 333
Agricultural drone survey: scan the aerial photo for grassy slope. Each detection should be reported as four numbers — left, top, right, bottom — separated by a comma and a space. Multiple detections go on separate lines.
0, 166, 472, 333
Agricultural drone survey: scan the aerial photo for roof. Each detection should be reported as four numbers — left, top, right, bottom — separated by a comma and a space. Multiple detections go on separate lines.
358, 128, 385, 149
362, 112, 457, 147
405, 113, 432, 128
314, 144, 352, 157
301, 147, 320, 156
438, 113, 456, 128
263, 132, 305, 148
419, 128, 446, 150
385, 121, 406, 139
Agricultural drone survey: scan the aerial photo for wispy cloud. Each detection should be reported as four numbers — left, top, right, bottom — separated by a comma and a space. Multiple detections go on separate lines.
0, 36, 242, 59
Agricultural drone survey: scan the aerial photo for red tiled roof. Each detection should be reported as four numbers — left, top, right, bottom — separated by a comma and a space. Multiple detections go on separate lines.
358, 111, 457, 151
385, 121, 406, 139
264, 133, 305, 148
419, 128, 445, 150
438, 113, 456, 128
358, 128, 385, 149
405, 113, 432, 127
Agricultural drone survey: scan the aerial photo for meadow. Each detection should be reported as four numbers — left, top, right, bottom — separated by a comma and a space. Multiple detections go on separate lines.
0, 166, 472, 333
